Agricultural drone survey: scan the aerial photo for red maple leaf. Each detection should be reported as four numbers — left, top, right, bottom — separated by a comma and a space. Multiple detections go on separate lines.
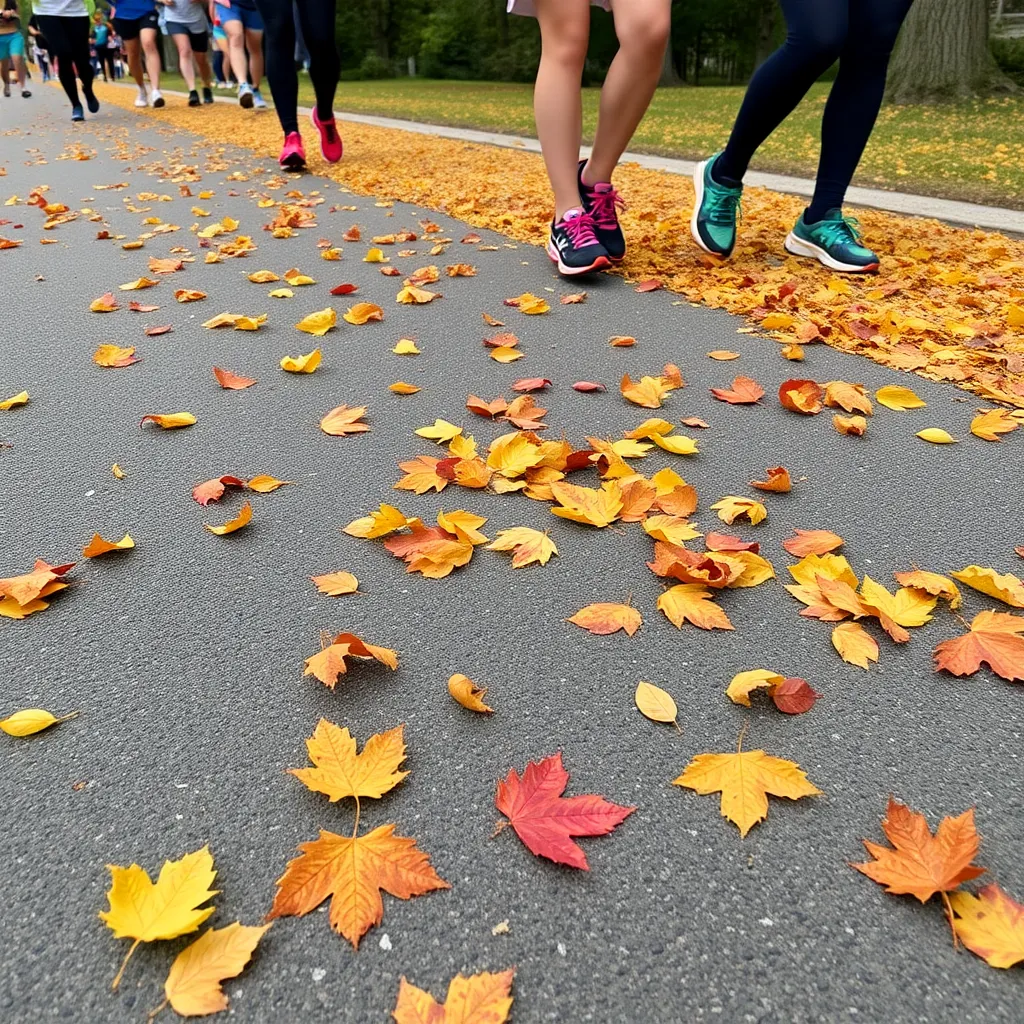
494, 753, 635, 870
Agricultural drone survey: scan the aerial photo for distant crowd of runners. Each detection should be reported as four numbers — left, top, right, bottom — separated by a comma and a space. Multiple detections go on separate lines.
2, 0, 917, 275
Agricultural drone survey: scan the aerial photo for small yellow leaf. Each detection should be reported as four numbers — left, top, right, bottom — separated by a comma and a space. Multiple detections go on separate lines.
343, 302, 384, 325
284, 268, 316, 286
363, 248, 388, 263
634, 681, 679, 729
248, 270, 280, 283
140, 413, 196, 429
112, 464, 126, 479
268, 288, 294, 299
415, 419, 462, 443
448, 674, 493, 713
247, 475, 292, 493
83, 533, 135, 558
393, 338, 420, 355
389, 382, 420, 395
204, 502, 252, 535
119, 276, 159, 291
726, 669, 785, 707
916, 428, 956, 444
0, 390, 29, 410
0, 708, 78, 737
311, 571, 359, 596
876, 385, 926, 411
280, 349, 322, 373
295, 308, 337, 337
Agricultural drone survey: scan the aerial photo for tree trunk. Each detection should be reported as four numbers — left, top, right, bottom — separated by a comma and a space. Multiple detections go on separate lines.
885, 0, 1016, 103
657, 25, 679, 86
754, 0, 778, 69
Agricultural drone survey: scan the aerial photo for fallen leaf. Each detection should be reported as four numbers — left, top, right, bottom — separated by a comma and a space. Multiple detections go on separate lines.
707, 350, 740, 361
634, 279, 663, 292
824, 381, 874, 415
834, 414, 867, 436
971, 408, 1019, 442
303, 632, 399, 688
393, 339, 420, 355
876, 385, 926, 411
204, 502, 252, 536
83, 533, 134, 558
710, 376, 764, 404
852, 798, 984, 912
174, 289, 207, 303
0, 390, 29, 410
247, 475, 291, 493
119, 277, 159, 291
917, 427, 956, 444
634, 681, 679, 730
512, 378, 551, 393
711, 496, 767, 525
192, 476, 245, 506
467, 395, 508, 418
100, 846, 218, 989
505, 292, 549, 314
330, 282, 358, 296
781, 343, 805, 361
389, 382, 420, 395
621, 374, 669, 408
950, 885, 1024, 969
783, 529, 844, 557
750, 466, 792, 493
343, 302, 384, 325
392, 970, 514, 1024
394, 456, 448, 494
573, 381, 606, 392
609, 335, 636, 347
344, 504, 409, 539
934, 610, 1024, 681
674, 746, 821, 837
144, 324, 173, 337
91, 292, 120, 312
284, 268, 316, 286
0, 708, 78, 737
568, 602, 641, 637
280, 349, 322, 373
248, 270, 279, 283
771, 677, 820, 715
112, 464, 125, 480
321, 404, 370, 436
140, 413, 196, 429
550, 480, 622, 528
495, 753, 634, 869
487, 527, 558, 568
831, 622, 880, 669
296, 307, 337, 336
93, 344, 139, 368
447, 263, 477, 278
268, 825, 448, 948
397, 285, 441, 304
290, 721, 407, 802
658, 584, 733, 630
213, 367, 256, 390
779, 379, 824, 414
312, 571, 358, 596
950, 566, 1024, 608
269, 288, 294, 299
159, 922, 269, 1018
448, 674, 493, 713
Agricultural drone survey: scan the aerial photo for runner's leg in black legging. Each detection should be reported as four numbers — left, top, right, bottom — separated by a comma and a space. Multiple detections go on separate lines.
253, 0, 299, 133
808, 0, 914, 220
715, 0, 847, 187
294, 0, 339, 124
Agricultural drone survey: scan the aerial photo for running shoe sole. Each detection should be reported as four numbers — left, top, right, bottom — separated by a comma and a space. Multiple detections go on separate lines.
152, 96, 165, 108
783, 232, 879, 274
546, 241, 611, 276
280, 153, 306, 172
239, 91, 253, 109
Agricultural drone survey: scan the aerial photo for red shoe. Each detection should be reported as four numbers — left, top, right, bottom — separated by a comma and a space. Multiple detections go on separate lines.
279, 132, 306, 172
311, 108, 343, 164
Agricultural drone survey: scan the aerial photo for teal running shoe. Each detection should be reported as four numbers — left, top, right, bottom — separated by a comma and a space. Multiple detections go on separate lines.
690, 152, 743, 257
784, 209, 880, 273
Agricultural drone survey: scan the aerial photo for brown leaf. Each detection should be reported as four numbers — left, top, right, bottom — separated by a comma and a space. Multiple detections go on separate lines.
511, 378, 551, 393
634, 279, 663, 292
213, 367, 256, 389
609, 335, 636, 347
771, 677, 820, 715
573, 381, 606, 392
750, 466, 792, 493
560, 292, 587, 304
779, 379, 824, 414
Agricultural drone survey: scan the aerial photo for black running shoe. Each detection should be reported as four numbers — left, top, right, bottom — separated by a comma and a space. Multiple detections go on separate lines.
202, 86, 214, 104
577, 160, 627, 262
546, 208, 611, 277
188, 89, 200, 107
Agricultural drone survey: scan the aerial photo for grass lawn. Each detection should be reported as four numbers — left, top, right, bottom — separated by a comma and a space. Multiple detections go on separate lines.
152, 74, 1024, 209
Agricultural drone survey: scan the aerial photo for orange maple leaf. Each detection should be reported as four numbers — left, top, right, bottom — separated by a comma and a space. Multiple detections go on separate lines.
933, 610, 1024, 682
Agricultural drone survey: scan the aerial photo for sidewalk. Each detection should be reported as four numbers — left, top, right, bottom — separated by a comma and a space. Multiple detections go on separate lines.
1, 84, 1022, 1024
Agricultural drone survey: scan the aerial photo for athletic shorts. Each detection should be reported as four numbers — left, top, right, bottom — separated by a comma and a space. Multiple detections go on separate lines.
507, 0, 610, 14
165, 22, 208, 52
0, 32, 25, 60
113, 10, 159, 40
217, 4, 262, 31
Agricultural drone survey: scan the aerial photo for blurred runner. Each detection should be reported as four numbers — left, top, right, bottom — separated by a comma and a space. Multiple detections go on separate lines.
1, 0, 30, 98
32, 0, 98, 120
210, 0, 264, 108
253, 0, 340, 170
158, 0, 213, 105
111, 0, 164, 107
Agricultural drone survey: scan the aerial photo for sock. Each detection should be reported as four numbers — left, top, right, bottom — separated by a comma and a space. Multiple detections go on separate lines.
710, 154, 742, 190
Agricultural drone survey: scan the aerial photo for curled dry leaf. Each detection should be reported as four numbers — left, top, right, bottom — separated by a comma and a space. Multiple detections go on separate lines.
0, 708, 78, 737
248, 270, 279, 283
213, 367, 256, 389
895, 570, 962, 609
448, 674, 493, 713
834, 414, 867, 436
397, 285, 441, 304
560, 291, 586, 304
330, 282, 358, 295
342, 302, 384, 325
609, 335, 636, 347
303, 632, 399, 688
573, 381, 606, 392
779, 379, 824, 414
389, 382, 420, 395
781, 343, 805, 361
140, 413, 196, 430
91, 292, 120, 312
280, 349, 321, 373
119, 277, 159, 291
512, 378, 551, 393
0, 390, 29, 410
192, 475, 245, 506
750, 466, 792, 493
710, 376, 764, 404
634, 681, 679, 730
83, 533, 134, 558
950, 566, 1024, 608
174, 289, 207, 303
295, 307, 337, 336
204, 502, 252, 536
321, 405, 370, 436
568, 602, 641, 637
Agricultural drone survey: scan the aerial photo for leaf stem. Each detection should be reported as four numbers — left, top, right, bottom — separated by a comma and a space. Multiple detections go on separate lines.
55, 711, 80, 724
941, 891, 959, 949
736, 721, 749, 754
111, 938, 141, 991
351, 796, 361, 839
147, 998, 169, 1022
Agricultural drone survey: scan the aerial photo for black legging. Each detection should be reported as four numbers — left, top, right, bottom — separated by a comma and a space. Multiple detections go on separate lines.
717, 0, 914, 221
100, 45, 116, 82
253, 0, 339, 135
34, 14, 94, 108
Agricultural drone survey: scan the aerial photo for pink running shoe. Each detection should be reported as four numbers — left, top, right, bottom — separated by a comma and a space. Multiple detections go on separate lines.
311, 108, 343, 164
279, 132, 306, 172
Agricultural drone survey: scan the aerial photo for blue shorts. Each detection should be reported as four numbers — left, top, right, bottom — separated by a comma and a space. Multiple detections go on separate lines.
218, 5, 263, 31
0, 32, 25, 60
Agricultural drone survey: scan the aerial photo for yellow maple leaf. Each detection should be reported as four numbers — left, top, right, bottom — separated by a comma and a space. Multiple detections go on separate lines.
437, 509, 488, 545
344, 504, 408, 539
280, 349, 322, 373
710, 496, 767, 525
674, 748, 821, 836
508, 292, 549, 314
415, 419, 463, 444
620, 373, 669, 409
642, 514, 702, 546
392, 970, 514, 1024
289, 720, 408, 802
950, 885, 1024, 969
549, 480, 623, 528
487, 527, 558, 568
971, 408, 1019, 442
831, 622, 880, 670
860, 576, 938, 626
158, 923, 269, 1018
657, 584, 733, 630
100, 845, 219, 989
486, 432, 545, 479
950, 565, 1024, 608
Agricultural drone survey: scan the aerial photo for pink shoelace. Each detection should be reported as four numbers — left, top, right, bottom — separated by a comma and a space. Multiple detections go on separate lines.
560, 210, 600, 247
588, 184, 627, 230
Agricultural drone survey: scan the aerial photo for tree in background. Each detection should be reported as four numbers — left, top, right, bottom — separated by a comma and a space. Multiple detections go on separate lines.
885, 0, 1017, 101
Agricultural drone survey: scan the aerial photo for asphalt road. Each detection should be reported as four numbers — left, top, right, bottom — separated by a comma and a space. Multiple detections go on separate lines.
1, 86, 1022, 1024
